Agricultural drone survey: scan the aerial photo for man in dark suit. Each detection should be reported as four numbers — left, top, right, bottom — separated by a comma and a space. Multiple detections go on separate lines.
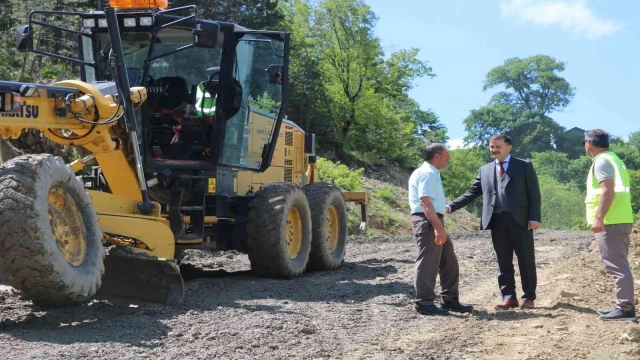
446, 134, 542, 309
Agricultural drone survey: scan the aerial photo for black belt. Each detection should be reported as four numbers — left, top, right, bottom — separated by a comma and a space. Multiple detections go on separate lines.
412, 212, 444, 217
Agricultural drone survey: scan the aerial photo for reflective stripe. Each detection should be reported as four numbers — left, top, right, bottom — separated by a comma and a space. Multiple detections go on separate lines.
589, 186, 631, 195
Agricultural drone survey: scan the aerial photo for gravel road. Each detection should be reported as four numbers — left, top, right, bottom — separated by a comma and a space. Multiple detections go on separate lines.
3, 229, 636, 360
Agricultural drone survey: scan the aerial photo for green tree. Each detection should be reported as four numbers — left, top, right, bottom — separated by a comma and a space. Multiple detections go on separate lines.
555, 128, 586, 159
280, 0, 332, 146
530, 151, 591, 192
0, 0, 446, 168
440, 148, 485, 216
464, 55, 576, 158
538, 175, 586, 230
611, 143, 640, 171
484, 55, 575, 115
464, 106, 564, 157
374, 48, 444, 159
375, 48, 434, 101
628, 130, 640, 150
630, 169, 640, 214
410, 107, 448, 151
280, 0, 444, 166
313, 0, 382, 140
172, 0, 284, 30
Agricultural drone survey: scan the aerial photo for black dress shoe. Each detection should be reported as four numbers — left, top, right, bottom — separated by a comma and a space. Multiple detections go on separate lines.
441, 301, 474, 313
415, 303, 450, 316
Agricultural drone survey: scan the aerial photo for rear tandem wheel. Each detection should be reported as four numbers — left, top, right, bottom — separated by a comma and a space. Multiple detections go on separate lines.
304, 182, 348, 271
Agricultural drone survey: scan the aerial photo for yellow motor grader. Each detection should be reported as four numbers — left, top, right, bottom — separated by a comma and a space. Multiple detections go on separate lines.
0, 0, 369, 306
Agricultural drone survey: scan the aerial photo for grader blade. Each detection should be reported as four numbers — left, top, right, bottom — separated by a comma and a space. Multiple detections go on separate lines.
342, 191, 371, 233
96, 249, 184, 306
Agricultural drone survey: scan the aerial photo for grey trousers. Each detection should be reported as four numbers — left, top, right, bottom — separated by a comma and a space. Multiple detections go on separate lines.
411, 213, 460, 305
594, 223, 635, 311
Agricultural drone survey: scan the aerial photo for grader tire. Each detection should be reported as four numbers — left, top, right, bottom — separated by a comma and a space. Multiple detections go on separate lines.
247, 182, 312, 279
304, 182, 348, 271
0, 154, 104, 307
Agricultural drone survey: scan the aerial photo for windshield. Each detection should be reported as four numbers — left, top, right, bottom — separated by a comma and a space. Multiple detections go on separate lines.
85, 28, 222, 91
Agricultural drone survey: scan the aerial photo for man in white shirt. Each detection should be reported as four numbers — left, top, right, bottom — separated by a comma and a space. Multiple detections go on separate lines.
408, 143, 474, 315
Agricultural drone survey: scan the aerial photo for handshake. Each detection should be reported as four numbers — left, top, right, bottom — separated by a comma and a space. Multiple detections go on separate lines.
445, 204, 540, 230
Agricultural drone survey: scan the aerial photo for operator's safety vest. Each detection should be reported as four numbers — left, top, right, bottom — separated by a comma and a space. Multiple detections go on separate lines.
585, 151, 633, 225
195, 81, 216, 115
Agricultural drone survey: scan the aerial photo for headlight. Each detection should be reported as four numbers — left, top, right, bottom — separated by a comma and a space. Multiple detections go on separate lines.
139, 16, 154, 26
1, 92, 22, 112
123, 17, 136, 27
82, 18, 96, 28
98, 18, 108, 28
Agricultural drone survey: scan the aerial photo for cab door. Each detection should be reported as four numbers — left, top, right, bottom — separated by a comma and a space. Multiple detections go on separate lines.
216, 31, 290, 172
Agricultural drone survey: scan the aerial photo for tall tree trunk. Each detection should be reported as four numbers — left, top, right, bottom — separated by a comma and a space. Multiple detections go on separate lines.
342, 102, 356, 137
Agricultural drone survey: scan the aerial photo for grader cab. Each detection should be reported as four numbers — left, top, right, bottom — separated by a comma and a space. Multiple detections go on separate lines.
0, 0, 369, 306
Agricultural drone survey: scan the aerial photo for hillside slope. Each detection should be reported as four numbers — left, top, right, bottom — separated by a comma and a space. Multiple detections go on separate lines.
349, 177, 480, 236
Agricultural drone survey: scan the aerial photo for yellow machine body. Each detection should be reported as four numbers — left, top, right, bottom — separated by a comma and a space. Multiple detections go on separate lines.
0, 5, 368, 306
0, 81, 368, 261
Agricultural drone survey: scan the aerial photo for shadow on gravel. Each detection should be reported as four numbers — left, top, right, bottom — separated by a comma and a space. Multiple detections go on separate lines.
356, 258, 414, 265
0, 301, 170, 347
471, 309, 564, 321
547, 302, 599, 315
180, 260, 413, 304
1, 259, 413, 347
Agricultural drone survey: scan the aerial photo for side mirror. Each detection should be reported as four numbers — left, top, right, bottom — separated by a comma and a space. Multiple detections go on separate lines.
193, 21, 220, 48
16, 25, 32, 53
266, 65, 283, 85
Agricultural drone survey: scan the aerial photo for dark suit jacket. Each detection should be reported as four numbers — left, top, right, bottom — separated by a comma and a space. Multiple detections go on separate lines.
448, 157, 542, 230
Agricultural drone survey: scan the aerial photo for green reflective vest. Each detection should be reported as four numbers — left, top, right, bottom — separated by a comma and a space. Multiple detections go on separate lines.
585, 151, 633, 225
195, 82, 216, 115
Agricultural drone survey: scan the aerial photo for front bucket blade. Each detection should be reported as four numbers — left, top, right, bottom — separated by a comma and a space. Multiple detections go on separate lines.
96, 249, 184, 306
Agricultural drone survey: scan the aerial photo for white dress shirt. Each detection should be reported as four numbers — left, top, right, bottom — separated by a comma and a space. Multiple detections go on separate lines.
496, 154, 511, 175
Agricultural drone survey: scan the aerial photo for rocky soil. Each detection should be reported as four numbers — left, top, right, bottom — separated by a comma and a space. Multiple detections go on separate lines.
1, 228, 640, 359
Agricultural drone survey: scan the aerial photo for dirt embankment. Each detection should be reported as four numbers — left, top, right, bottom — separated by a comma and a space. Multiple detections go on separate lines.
1, 228, 639, 359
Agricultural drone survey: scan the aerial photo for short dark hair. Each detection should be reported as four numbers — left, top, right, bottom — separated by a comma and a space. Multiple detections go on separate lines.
489, 134, 513, 146
423, 143, 446, 161
584, 129, 609, 148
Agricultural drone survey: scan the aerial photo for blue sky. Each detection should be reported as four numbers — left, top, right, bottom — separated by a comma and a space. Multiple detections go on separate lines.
364, 0, 640, 148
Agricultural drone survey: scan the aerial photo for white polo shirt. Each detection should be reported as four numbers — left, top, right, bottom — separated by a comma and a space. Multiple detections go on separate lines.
408, 161, 446, 215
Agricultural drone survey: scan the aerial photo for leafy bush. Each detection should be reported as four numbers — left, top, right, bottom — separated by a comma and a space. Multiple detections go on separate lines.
368, 202, 403, 233
377, 186, 395, 205
316, 157, 364, 191
538, 175, 587, 230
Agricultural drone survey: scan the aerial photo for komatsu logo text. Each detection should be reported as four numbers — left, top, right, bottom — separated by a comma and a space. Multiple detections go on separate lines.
1, 102, 39, 119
